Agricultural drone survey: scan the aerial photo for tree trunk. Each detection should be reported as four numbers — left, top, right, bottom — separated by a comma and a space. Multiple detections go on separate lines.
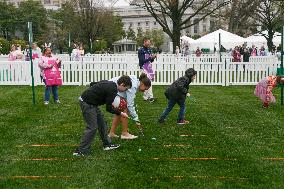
171, 22, 181, 54
266, 29, 274, 52
172, 34, 181, 54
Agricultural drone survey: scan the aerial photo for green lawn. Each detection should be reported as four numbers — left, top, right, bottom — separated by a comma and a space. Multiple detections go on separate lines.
0, 85, 284, 189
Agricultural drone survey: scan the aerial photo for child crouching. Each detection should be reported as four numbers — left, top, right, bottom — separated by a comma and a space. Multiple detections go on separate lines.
158, 68, 197, 125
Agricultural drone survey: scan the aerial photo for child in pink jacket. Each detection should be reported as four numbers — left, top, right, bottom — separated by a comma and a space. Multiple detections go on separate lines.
38, 47, 62, 105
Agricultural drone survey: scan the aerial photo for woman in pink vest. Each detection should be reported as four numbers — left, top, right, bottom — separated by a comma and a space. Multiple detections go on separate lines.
38, 47, 62, 105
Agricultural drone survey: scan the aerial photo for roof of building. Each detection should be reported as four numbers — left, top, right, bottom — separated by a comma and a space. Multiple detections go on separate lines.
113, 38, 137, 45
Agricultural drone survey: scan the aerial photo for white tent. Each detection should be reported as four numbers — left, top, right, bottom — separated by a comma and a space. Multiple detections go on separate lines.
190, 29, 245, 51
245, 30, 282, 48
181, 35, 195, 44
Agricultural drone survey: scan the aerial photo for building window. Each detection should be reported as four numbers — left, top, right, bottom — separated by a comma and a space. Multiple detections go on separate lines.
203, 25, 207, 32
137, 22, 140, 27
154, 21, 156, 25
146, 21, 149, 26
193, 19, 199, 34
129, 23, 133, 27
186, 29, 190, 35
53, 0, 60, 5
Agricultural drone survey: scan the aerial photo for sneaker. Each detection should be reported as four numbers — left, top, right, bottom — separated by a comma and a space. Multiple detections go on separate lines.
108, 133, 119, 138
121, 133, 138, 140
44, 101, 49, 105
55, 100, 61, 104
103, 144, 120, 151
149, 98, 157, 103
73, 149, 85, 157
177, 120, 189, 125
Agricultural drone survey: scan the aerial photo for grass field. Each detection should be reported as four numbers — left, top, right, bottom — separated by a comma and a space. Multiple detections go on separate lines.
0, 85, 284, 189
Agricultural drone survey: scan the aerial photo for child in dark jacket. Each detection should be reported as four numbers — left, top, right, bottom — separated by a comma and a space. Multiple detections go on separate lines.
158, 68, 197, 125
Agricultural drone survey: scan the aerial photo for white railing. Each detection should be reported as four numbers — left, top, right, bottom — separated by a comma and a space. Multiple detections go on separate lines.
0, 54, 281, 86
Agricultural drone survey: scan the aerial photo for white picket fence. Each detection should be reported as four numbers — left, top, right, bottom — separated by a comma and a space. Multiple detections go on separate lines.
0, 54, 281, 86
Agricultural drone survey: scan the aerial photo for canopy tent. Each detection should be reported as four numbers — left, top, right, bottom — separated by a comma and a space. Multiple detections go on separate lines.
190, 29, 245, 51
180, 35, 195, 44
245, 30, 281, 49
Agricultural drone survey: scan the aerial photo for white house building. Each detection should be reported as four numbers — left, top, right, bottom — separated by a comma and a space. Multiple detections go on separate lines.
112, 3, 211, 52
6, 0, 66, 10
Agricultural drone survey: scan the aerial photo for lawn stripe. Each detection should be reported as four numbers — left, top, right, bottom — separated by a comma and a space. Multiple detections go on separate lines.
0, 176, 71, 180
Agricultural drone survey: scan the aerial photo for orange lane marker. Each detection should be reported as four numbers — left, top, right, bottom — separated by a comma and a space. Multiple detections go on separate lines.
180, 134, 207, 137
150, 176, 248, 180
180, 134, 192, 137
30, 144, 78, 147
152, 157, 237, 161
163, 144, 212, 149
164, 144, 190, 147
16, 144, 78, 147
171, 157, 217, 161
262, 158, 284, 160
13, 158, 75, 161
0, 176, 71, 180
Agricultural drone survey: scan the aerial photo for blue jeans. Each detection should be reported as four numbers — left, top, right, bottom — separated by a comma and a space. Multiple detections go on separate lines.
159, 98, 186, 121
43, 80, 59, 102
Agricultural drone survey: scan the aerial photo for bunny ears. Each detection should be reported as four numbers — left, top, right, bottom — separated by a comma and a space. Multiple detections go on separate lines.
44, 43, 51, 49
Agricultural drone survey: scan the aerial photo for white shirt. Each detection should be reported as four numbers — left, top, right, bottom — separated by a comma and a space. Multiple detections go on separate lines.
109, 75, 140, 122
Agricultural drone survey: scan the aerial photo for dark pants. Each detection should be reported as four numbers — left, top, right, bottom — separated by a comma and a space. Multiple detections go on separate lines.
159, 98, 186, 122
78, 100, 111, 153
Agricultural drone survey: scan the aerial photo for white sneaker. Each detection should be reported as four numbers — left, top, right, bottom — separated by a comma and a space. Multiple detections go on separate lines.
121, 133, 138, 140
55, 100, 61, 104
108, 133, 119, 138
44, 101, 49, 105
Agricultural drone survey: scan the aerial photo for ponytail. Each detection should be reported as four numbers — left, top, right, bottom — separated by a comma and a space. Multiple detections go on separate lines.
139, 73, 151, 87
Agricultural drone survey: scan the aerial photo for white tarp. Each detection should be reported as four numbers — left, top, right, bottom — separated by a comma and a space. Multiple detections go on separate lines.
245, 31, 281, 48
190, 29, 245, 51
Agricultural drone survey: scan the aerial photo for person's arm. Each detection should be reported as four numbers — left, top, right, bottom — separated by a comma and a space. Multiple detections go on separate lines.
175, 77, 189, 94
56, 58, 62, 68
105, 85, 122, 115
38, 58, 52, 69
138, 49, 154, 66
126, 89, 139, 122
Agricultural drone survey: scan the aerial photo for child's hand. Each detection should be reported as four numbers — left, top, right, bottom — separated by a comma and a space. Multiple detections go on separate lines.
152, 54, 157, 59
135, 121, 141, 126
120, 112, 129, 118
186, 93, 191, 97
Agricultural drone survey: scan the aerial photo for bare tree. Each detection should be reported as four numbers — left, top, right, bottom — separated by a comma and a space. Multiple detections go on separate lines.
220, 0, 259, 36
252, 0, 284, 51
75, 0, 104, 52
130, 0, 230, 53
